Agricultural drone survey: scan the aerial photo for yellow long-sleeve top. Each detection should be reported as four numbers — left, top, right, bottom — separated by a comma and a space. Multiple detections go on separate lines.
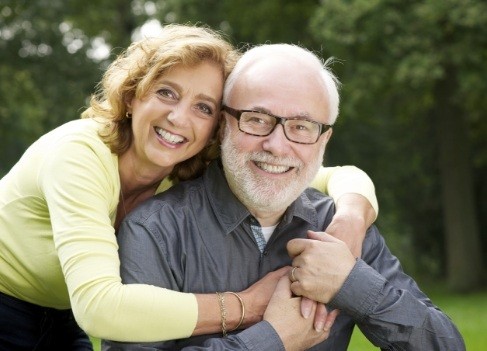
0, 118, 377, 342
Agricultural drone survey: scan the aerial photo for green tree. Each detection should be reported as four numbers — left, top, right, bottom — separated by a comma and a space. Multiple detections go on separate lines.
311, 0, 486, 291
164, 0, 320, 47
0, 0, 146, 175
0, 0, 99, 174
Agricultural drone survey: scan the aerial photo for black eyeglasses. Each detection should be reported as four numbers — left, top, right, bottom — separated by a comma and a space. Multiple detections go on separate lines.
222, 105, 332, 145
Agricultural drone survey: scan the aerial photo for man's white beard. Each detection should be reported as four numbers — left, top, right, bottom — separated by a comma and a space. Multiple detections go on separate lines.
221, 128, 325, 213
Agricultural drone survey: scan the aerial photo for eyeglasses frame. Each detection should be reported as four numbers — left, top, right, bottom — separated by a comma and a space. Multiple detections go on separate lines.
222, 105, 332, 145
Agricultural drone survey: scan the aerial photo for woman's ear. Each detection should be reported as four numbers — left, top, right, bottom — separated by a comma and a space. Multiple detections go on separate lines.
124, 94, 134, 114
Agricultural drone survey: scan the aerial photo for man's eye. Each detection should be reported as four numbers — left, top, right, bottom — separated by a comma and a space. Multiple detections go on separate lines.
248, 117, 265, 124
295, 123, 310, 131
246, 114, 270, 125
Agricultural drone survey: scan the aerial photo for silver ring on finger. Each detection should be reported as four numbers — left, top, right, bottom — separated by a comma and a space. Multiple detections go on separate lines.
290, 266, 298, 282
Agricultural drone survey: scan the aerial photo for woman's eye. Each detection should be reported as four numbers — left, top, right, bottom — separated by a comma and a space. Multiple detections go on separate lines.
157, 88, 177, 99
197, 103, 214, 116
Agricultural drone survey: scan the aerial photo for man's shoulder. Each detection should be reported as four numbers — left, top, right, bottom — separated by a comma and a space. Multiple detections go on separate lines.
296, 187, 336, 226
303, 187, 335, 204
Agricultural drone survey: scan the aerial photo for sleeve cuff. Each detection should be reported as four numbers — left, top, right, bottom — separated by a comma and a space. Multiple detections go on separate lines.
237, 321, 285, 351
329, 259, 385, 321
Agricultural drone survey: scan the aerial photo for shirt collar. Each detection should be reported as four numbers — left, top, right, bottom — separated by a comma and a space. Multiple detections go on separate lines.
204, 160, 319, 234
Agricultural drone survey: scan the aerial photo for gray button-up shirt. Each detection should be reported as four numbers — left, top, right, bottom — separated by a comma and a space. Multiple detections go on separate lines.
104, 160, 465, 351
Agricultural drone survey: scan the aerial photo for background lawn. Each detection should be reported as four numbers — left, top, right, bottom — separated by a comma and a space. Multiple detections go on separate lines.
90, 287, 487, 350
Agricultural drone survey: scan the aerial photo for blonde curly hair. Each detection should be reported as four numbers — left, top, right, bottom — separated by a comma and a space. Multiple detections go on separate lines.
82, 23, 239, 181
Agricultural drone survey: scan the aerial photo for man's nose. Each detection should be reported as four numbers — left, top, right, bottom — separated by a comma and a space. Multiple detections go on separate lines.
261, 124, 291, 155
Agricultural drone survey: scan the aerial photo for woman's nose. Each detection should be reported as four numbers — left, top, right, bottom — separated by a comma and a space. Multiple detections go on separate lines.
167, 106, 190, 127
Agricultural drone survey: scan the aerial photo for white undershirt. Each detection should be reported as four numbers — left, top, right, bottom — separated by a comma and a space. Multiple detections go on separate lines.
261, 224, 278, 242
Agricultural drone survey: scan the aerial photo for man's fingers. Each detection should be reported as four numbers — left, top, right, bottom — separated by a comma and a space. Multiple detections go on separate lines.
324, 308, 340, 332
289, 231, 343, 257
300, 297, 314, 319
307, 230, 341, 243
313, 303, 328, 331
312, 304, 340, 332
287, 238, 309, 258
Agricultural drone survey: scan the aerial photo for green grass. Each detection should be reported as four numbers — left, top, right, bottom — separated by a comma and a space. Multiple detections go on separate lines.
90, 337, 100, 351
427, 288, 487, 351
90, 289, 487, 350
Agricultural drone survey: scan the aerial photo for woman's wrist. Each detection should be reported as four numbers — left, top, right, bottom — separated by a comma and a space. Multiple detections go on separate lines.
215, 291, 245, 335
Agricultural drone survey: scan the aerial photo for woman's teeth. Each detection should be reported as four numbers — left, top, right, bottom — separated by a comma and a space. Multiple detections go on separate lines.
156, 128, 185, 144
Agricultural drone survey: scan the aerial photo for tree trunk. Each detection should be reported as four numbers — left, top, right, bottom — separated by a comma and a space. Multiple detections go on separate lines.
435, 75, 483, 292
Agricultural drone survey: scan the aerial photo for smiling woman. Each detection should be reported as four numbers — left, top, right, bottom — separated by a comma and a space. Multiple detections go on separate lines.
0, 23, 242, 349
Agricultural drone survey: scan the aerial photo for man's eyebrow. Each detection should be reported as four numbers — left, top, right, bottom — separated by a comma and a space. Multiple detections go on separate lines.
249, 106, 312, 119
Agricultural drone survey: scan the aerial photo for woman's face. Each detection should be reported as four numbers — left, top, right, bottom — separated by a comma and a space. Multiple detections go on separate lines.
127, 61, 224, 175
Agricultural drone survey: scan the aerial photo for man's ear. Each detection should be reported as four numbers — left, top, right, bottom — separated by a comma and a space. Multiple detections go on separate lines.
324, 127, 333, 143
318, 128, 333, 154
218, 113, 227, 142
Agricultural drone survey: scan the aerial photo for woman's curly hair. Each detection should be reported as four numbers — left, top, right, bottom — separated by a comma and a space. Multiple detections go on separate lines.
82, 23, 239, 181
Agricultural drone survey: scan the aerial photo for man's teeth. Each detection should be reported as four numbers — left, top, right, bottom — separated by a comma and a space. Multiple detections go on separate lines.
256, 162, 290, 174
156, 128, 184, 144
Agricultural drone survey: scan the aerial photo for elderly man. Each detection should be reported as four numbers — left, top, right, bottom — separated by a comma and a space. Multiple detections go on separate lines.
104, 44, 465, 350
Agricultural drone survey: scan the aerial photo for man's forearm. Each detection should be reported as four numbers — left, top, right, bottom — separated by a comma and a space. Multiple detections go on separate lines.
331, 259, 465, 350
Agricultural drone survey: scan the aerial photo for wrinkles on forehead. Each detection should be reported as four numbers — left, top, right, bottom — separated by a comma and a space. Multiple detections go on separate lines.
228, 57, 331, 124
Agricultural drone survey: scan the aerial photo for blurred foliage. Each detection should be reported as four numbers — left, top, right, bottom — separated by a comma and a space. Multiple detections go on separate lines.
162, 0, 320, 48
0, 0, 485, 290
0, 0, 101, 173
310, 0, 487, 289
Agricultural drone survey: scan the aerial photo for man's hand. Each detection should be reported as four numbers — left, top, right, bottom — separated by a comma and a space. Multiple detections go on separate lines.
300, 297, 340, 332
287, 231, 356, 303
326, 193, 376, 257
264, 276, 330, 351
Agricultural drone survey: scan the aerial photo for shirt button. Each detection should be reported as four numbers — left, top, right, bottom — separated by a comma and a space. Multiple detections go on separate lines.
263, 250, 269, 256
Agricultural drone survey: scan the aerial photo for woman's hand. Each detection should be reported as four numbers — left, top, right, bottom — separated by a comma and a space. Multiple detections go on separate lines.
238, 266, 290, 327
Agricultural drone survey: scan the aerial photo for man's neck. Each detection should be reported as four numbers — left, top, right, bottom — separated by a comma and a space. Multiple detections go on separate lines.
249, 208, 286, 227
